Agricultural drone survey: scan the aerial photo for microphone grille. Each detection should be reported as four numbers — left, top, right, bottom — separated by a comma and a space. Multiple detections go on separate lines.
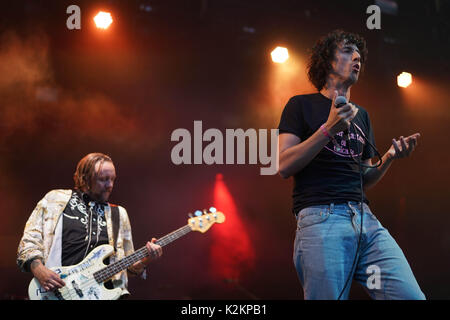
335, 96, 347, 108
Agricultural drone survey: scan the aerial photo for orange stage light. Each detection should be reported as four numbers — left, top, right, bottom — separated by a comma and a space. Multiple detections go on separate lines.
271, 46, 289, 63
94, 11, 113, 29
397, 72, 412, 88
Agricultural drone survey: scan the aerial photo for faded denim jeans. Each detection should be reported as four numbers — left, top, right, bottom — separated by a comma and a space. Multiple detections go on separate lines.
293, 201, 425, 300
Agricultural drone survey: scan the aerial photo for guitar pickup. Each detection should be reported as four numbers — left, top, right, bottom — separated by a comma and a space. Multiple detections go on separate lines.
53, 289, 65, 300
72, 280, 84, 298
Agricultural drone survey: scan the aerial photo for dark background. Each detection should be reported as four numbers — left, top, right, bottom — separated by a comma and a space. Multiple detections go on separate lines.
0, 0, 449, 300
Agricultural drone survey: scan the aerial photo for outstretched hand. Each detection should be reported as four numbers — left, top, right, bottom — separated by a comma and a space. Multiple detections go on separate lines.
387, 133, 421, 160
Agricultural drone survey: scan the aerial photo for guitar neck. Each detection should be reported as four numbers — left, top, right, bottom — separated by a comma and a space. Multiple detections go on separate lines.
94, 224, 192, 283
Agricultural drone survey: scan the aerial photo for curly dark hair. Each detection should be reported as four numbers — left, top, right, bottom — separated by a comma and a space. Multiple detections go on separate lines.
307, 29, 368, 91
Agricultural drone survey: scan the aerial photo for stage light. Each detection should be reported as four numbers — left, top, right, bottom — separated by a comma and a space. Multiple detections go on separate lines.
271, 46, 289, 63
94, 11, 113, 29
210, 173, 254, 280
397, 72, 412, 88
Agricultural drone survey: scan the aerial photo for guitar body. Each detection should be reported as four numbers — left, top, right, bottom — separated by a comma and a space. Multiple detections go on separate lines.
28, 245, 122, 300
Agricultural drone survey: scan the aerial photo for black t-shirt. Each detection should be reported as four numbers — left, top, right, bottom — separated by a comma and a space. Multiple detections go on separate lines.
278, 93, 376, 215
61, 191, 109, 266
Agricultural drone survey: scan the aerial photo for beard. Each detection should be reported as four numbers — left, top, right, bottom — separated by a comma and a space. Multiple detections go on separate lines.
89, 190, 111, 203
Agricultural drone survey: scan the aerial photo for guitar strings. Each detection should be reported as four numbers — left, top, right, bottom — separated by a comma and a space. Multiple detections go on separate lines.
95, 225, 192, 281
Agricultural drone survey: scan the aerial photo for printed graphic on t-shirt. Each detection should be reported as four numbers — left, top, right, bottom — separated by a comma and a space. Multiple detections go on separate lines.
324, 123, 367, 157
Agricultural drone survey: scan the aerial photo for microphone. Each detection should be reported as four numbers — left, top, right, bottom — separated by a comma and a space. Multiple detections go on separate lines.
335, 96, 347, 108
335, 96, 350, 141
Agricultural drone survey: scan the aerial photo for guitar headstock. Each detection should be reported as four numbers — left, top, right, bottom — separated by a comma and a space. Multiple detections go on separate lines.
188, 207, 225, 233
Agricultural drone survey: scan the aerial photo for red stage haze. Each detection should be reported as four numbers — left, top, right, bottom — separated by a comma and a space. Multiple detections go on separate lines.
209, 173, 255, 281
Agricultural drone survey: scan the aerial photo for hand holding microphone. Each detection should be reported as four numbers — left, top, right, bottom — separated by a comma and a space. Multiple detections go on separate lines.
324, 90, 359, 137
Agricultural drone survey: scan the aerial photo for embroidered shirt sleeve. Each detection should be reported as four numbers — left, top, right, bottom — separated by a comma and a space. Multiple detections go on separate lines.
17, 190, 71, 272
17, 198, 47, 272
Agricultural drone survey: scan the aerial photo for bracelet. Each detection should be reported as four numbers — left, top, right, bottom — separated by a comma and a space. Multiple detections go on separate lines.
320, 124, 342, 152
320, 124, 332, 140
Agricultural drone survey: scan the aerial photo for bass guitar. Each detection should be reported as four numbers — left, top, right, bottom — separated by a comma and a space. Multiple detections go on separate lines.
28, 207, 225, 300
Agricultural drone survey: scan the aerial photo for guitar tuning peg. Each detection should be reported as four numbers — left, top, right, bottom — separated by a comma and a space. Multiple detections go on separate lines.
209, 207, 216, 213
203, 209, 207, 214
194, 210, 202, 217
188, 213, 194, 218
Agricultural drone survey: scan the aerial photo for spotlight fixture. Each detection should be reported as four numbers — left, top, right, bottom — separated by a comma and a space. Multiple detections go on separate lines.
271, 47, 289, 63
94, 11, 113, 29
397, 72, 412, 88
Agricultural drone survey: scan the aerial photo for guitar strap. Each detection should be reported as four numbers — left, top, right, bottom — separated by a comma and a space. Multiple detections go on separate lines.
110, 204, 120, 252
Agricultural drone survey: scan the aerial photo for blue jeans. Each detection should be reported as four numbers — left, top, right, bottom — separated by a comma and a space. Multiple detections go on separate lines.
293, 202, 425, 300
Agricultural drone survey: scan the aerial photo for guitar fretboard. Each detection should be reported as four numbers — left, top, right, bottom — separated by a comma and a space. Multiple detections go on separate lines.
93, 224, 192, 283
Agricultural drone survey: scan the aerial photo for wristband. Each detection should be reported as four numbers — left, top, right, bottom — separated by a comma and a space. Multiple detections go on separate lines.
320, 124, 342, 152
320, 124, 332, 139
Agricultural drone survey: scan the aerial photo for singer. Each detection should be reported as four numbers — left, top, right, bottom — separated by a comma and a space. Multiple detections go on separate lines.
277, 30, 424, 299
